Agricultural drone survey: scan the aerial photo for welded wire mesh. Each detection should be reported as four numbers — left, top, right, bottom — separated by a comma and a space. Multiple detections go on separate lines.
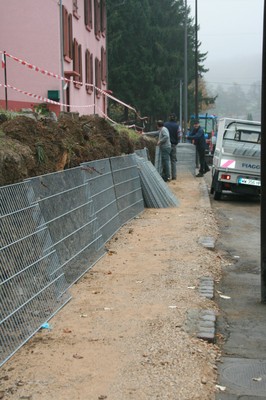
176, 143, 196, 174
135, 155, 179, 208
110, 154, 144, 225
28, 167, 105, 287
0, 151, 180, 367
134, 147, 149, 160
0, 181, 71, 367
81, 159, 121, 244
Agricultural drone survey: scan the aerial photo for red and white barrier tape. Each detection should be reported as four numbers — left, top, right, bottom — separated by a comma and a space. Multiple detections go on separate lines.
0, 51, 140, 115
0, 83, 94, 108
0, 82, 120, 125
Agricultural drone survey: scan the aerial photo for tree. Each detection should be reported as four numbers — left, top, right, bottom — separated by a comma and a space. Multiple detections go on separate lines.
107, 0, 209, 125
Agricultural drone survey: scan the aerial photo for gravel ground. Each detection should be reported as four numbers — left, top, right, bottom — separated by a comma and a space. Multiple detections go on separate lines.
0, 172, 222, 400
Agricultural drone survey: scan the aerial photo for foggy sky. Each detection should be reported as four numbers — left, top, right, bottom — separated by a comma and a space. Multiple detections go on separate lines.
188, 0, 264, 89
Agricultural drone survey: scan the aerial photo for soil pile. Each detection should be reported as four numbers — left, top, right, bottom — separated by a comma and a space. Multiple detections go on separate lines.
0, 113, 156, 186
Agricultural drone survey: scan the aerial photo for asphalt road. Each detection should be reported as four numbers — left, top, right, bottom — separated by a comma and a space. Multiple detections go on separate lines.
204, 175, 266, 398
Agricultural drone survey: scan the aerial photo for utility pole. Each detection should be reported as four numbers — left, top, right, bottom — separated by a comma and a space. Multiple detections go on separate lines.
261, 0, 266, 303
184, 0, 188, 136
195, 0, 199, 120
179, 79, 183, 134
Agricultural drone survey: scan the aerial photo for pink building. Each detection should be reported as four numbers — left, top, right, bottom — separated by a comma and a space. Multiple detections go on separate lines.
0, 0, 107, 116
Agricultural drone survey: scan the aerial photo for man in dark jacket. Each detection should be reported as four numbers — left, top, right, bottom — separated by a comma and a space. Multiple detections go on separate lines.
188, 120, 210, 177
164, 113, 181, 180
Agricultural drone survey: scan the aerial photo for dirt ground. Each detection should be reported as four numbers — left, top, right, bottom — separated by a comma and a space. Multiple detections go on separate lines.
0, 173, 223, 400
0, 113, 155, 186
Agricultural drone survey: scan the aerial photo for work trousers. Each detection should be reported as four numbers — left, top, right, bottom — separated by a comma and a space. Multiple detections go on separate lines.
197, 146, 209, 174
170, 144, 177, 179
160, 146, 171, 181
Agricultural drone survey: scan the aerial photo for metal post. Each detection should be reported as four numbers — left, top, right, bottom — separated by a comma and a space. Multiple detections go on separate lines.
179, 79, 183, 134
195, 0, 199, 119
59, 0, 66, 111
184, 0, 188, 136
261, 0, 266, 303
3, 51, 8, 110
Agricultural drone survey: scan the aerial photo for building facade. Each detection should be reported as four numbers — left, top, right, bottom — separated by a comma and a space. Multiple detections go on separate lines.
0, 0, 107, 116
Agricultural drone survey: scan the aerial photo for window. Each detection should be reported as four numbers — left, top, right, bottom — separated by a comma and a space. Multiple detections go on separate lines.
85, 50, 93, 94
224, 122, 261, 143
63, 6, 73, 62
101, 0, 106, 36
73, 0, 80, 19
73, 39, 83, 87
95, 57, 101, 97
84, 0, 92, 30
94, 0, 101, 39
101, 46, 106, 84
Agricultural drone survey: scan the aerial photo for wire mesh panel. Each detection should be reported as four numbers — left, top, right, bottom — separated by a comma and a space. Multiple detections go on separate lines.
0, 181, 71, 367
176, 143, 196, 174
135, 156, 179, 208
110, 155, 144, 226
28, 167, 105, 287
154, 146, 162, 175
81, 159, 121, 244
134, 148, 149, 161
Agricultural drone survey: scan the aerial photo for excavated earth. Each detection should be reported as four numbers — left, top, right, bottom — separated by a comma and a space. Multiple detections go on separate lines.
0, 113, 155, 186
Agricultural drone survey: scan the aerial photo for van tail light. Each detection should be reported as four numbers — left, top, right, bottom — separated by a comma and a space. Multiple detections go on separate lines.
221, 174, 231, 180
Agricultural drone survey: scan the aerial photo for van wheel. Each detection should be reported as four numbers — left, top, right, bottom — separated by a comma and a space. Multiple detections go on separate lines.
210, 181, 214, 194
212, 173, 222, 200
213, 189, 222, 200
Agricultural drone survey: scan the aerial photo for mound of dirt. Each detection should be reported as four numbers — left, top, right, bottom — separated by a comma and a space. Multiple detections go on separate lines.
0, 113, 156, 186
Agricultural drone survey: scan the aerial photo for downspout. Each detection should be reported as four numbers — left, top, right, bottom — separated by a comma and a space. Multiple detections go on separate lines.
59, 0, 66, 111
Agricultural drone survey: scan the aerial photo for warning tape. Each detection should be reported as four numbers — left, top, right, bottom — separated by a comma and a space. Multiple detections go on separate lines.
0, 82, 123, 125
0, 83, 94, 108
0, 50, 141, 116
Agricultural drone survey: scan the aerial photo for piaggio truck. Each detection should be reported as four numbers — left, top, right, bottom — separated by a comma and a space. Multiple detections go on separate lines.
210, 117, 261, 200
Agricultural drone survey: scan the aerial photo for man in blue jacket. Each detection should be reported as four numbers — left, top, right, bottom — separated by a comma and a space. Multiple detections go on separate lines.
188, 120, 210, 177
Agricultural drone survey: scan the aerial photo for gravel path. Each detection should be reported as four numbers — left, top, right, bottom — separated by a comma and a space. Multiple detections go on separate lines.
0, 173, 222, 400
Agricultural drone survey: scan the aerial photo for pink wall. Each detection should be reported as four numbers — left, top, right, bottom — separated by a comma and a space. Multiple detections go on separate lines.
0, 0, 107, 116
62, 0, 107, 116
0, 1, 61, 108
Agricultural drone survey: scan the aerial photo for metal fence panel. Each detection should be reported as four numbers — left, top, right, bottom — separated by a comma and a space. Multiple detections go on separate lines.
81, 159, 121, 244
176, 143, 196, 174
28, 168, 105, 287
135, 156, 179, 208
134, 148, 149, 160
110, 155, 144, 225
0, 181, 71, 367
0, 151, 174, 367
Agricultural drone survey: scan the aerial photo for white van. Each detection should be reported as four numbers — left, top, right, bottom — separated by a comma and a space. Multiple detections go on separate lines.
210, 118, 261, 200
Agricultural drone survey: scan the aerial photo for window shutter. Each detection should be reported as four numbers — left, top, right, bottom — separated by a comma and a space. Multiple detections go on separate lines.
85, 0, 92, 30
68, 14, 73, 59
78, 44, 83, 84
101, 46, 106, 83
63, 6, 69, 57
101, 0, 106, 36
94, 0, 101, 38
85, 49, 93, 94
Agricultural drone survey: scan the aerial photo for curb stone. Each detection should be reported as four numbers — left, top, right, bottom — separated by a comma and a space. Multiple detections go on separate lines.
197, 277, 216, 342
197, 309, 217, 343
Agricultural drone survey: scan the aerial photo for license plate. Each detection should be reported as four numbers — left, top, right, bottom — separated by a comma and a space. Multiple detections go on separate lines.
238, 177, 261, 186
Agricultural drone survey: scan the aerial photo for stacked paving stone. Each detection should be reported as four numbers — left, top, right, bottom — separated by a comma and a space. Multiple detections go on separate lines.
197, 276, 216, 343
